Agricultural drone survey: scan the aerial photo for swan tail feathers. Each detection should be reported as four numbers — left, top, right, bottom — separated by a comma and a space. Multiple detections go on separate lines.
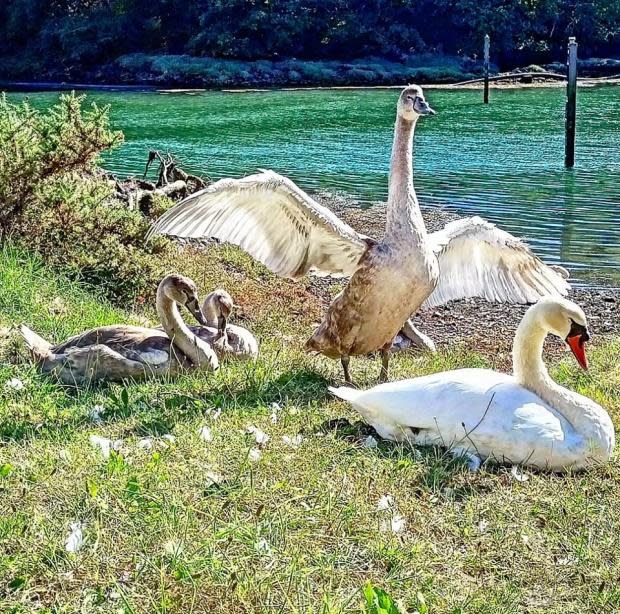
329, 386, 363, 404
19, 325, 52, 361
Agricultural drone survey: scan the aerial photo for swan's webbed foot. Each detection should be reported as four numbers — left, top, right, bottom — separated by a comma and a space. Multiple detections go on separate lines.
396, 319, 437, 354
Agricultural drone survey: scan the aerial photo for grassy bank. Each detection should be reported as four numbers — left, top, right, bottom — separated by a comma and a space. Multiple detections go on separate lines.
1, 246, 619, 613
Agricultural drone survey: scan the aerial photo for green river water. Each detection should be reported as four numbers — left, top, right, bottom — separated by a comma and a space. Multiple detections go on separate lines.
12, 86, 620, 286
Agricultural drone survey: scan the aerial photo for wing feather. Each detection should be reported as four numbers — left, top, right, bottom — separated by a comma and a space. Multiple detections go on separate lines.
423, 216, 570, 309
147, 170, 368, 279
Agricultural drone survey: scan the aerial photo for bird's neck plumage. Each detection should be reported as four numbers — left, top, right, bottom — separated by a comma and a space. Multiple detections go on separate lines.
156, 289, 216, 368
201, 297, 219, 328
512, 309, 614, 459
385, 115, 427, 246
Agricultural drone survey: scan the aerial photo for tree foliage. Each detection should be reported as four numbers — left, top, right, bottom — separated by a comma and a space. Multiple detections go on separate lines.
0, 0, 619, 82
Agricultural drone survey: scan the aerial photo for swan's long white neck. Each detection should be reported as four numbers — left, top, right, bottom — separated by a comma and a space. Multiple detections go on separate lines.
512, 308, 614, 460
156, 289, 217, 369
385, 115, 427, 246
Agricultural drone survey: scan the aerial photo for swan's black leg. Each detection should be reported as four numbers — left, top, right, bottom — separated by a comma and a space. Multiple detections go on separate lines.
379, 345, 391, 383
341, 355, 353, 385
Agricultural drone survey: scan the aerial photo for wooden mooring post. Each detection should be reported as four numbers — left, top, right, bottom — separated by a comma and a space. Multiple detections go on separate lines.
565, 37, 578, 168
483, 34, 490, 104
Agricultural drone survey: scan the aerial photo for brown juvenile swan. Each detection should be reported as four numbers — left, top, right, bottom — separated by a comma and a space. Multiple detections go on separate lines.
19, 274, 219, 385
160, 289, 259, 361
200, 290, 259, 360
147, 85, 569, 384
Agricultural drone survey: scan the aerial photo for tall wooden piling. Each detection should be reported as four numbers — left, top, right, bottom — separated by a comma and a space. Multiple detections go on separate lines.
565, 37, 578, 168
483, 34, 490, 104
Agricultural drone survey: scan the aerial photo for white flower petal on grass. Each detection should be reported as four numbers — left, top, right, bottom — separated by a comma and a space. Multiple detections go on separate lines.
255, 537, 272, 555
137, 437, 153, 450
163, 540, 184, 557
88, 405, 105, 423
205, 471, 223, 487
198, 426, 213, 442
269, 402, 281, 424
210, 408, 222, 420
390, 514, 407, 534
246, 425, 269, 445
89, 435, 122, 459
248, 448, 262, 462
4, 378, 25, 392
161, 434, 176, 445
58, 449, 72, 462
282, 434, 303, 449
363, 435, 378, 449
477, 520, 489, 534
511, 465, 530, 482
377, 495, 394, 511
65, 522, 85, 553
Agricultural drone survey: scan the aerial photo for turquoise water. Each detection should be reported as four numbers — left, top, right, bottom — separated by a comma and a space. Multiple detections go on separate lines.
11, 86, 620, 285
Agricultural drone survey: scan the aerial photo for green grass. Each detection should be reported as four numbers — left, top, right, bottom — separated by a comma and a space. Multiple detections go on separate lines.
0, 246, 619, 613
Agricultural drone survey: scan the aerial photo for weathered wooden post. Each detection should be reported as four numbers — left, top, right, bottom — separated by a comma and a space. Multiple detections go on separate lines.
483, 34, 490, 104
565, 37, 578, 168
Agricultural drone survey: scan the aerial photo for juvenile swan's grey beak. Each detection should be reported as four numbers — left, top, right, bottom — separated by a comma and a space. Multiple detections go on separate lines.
186, 298, 208, 326
414, 98, 435, 116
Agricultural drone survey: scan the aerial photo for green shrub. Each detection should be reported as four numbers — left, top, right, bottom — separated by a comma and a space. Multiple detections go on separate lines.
0, 93, 123, 235
0, 93, 172, 303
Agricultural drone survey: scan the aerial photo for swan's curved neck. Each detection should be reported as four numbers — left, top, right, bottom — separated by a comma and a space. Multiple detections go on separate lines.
512, 309, 613, 458
201, 297, 219, 328
156, 289, 216, 368
512, 310, 549, 388
385, 115, 426, 244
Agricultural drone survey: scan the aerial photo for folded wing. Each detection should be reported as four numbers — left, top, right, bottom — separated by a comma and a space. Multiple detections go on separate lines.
147, 170, 369, 279
423, 217, 570, 309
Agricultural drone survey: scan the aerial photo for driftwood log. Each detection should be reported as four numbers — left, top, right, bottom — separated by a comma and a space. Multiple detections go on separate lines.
107, 151, 209, 215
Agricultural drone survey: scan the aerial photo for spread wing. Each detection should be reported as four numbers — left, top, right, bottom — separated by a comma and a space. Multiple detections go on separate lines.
147, 170, 370, 279
423, 216, 570, 309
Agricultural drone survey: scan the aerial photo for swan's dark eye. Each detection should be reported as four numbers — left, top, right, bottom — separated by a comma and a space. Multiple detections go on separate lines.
567, 318, 589, 342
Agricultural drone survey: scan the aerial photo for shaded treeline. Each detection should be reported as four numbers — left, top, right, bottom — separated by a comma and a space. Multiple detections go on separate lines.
1, 0, 619, 84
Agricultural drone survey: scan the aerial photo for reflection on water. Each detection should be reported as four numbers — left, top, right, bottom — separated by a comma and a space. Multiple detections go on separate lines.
10, 86, 620, 286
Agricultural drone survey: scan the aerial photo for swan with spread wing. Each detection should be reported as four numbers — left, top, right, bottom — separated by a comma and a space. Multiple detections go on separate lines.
148, 85, 569, 384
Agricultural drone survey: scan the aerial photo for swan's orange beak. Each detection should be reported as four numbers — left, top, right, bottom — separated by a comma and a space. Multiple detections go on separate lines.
567, 334, 588, 371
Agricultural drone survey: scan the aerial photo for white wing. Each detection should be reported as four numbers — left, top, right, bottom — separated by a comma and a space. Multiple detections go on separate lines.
147, 170, 370, 279
423, 216, 570, 309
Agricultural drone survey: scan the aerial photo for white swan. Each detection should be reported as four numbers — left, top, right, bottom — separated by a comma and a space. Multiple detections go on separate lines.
147, 85, 569, 384
330, 297, 614, 472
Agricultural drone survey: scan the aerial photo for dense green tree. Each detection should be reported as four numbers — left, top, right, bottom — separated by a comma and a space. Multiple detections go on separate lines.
0, 0, 618, 81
